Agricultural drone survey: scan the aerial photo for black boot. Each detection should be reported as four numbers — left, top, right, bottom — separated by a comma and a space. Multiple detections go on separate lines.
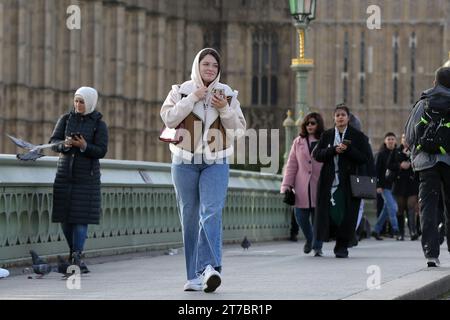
73, 251, 90, 274
69, 248, 74, 264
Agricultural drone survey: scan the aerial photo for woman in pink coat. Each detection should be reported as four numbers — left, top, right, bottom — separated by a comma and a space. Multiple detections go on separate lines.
281, 112, 325, 256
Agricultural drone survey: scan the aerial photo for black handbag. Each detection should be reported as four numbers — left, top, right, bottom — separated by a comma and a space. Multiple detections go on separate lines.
283, 189, 295, 206
350, 175, 377, 199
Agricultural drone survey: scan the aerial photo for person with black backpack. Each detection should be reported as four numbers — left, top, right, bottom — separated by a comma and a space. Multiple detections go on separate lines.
405, 66, 450, 267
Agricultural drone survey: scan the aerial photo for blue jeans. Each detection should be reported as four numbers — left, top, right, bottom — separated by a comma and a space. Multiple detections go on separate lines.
171, 156, 229, 281
374, 189, 399, 234
61, 223, 88, 252
294, 208, 323, 250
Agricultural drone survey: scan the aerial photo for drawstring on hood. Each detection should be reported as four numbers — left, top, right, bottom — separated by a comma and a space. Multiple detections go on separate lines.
191, 48, 221, 108
74, 87, 98, 115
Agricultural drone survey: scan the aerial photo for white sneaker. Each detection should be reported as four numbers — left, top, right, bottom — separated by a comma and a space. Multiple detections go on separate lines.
183, 277, 203, 291
202, 265, 221, 293
0, 268, 10, 279
427, 258, 440, 267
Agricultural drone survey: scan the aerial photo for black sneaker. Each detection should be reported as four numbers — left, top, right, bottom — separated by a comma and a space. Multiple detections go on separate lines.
371, 231, 383, 241
410, 233, 419, 241
303, 242, 312, 254
426, 258, 440, 267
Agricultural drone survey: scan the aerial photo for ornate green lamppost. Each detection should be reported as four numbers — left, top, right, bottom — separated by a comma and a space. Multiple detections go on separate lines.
284, 0, 317, 166
289, 0, 316, 124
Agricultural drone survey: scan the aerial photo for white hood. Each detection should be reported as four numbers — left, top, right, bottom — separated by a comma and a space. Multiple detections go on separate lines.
74, 86, 98, 115
191, 48, 220, 96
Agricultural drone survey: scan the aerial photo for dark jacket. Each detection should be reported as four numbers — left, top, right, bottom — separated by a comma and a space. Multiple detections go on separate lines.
389, 145, 419, 197
312, 126, 371, 243
375, 146, 396, 190
50, 110, 108, 225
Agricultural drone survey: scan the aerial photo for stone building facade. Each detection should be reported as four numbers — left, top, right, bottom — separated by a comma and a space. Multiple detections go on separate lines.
308, 0, 450, 148
1, 0, 450, 162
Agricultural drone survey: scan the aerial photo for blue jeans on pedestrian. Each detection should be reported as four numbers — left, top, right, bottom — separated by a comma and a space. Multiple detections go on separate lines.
294, 208, 323, 250
374, 189, 399, 234
61, 223, 88, 252
171, 155, 229, 281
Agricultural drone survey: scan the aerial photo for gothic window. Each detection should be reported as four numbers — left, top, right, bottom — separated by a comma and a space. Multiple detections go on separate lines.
251, 30, 279, 106
203, 27, 221, 52
360, 31, 365, 104
393, 32, 399, 105
343, 31, 349, 103
344, 32, 349, 73
410, 32, 416, 104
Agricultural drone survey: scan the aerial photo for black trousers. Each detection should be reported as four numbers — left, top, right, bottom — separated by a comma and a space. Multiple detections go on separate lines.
418, 162, 450, 259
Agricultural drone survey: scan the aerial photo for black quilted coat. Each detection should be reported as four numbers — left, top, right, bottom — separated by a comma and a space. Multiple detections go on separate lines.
50, 110, 108, 225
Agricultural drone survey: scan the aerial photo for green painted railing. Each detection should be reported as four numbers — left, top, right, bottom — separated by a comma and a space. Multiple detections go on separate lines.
0, 155, 290, 266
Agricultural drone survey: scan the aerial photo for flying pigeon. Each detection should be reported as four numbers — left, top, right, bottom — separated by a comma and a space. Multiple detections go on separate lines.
6, 134, 64, 161
29, 250, 52, 278
241, 236, 251, 250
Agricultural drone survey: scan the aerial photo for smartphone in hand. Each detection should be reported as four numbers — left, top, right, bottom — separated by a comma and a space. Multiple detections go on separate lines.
71, 132, 81, 139
342, 139, 352, 146
212, 88, 225, 99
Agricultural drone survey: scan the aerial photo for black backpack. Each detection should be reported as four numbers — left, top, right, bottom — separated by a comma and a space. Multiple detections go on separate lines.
415, 99, 450, 154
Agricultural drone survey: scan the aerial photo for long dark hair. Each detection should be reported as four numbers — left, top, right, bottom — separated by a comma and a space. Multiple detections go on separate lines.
299, 112, 325, 139
199, 48, 221, 74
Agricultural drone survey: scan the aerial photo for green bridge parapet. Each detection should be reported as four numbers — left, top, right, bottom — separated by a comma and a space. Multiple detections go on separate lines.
0, 154, 290, 266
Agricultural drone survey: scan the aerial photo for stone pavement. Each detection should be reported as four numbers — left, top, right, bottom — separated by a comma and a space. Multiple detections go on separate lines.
0, 238, 449, 300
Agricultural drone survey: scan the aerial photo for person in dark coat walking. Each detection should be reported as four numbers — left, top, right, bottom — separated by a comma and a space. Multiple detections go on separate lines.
312, 104, 371, 258
49, 86, 108, 273
371, 133, 401, 241
390, 133, 419, 241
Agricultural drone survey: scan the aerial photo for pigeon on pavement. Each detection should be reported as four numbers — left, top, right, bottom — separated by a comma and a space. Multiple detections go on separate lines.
241, 236, 251, 250
29, 250, 52, 278
32, 263, 52, 278
30, 250, 46, 265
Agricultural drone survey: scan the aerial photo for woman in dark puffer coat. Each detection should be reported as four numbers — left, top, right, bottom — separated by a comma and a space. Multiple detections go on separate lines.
50, 86, 108, 273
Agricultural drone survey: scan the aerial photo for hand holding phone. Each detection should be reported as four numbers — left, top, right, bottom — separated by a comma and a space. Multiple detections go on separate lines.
212, 88, 225, 99
342, 139, 352, 146
71, 132, 81, 139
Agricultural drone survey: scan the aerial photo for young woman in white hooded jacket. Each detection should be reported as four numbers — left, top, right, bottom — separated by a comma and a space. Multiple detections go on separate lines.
161, 48, 246, 292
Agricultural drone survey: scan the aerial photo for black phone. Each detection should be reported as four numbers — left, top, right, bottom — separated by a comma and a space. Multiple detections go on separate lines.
71, 132, 81, 139
342, 139, 352, 146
